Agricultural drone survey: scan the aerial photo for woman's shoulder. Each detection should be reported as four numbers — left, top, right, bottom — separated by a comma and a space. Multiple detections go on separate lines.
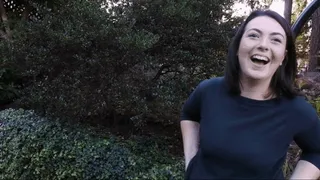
196, 76, 226, 91
286, 95, 319, 126
289, 96, 317, 114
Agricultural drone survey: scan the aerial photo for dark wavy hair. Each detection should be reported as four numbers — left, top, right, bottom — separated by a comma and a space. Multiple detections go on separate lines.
224, 10, 299, 99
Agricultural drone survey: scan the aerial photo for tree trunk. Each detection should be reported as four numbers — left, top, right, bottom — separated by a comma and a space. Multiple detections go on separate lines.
0, 0, 11, 40
22, 2, 32, 20
308, 8, 320, 72
284, 0, 292, 24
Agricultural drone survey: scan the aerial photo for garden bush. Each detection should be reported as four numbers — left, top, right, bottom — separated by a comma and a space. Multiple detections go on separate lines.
0, 108, 184, 180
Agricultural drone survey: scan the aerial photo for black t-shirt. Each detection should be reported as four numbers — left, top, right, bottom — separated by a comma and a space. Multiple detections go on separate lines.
180, 77, 320, 179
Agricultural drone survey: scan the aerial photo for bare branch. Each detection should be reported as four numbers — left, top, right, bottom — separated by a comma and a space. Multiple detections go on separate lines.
152, 64, 171, 81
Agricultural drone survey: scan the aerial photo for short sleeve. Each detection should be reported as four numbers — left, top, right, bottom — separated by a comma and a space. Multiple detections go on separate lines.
294, 109, 320, 169
179, 80, 205, 123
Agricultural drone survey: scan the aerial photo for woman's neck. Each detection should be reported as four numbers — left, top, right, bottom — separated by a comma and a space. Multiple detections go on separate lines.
239, 76, 274, 100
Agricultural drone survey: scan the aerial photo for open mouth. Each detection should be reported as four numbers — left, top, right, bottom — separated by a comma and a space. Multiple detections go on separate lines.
250, 55, 270, 65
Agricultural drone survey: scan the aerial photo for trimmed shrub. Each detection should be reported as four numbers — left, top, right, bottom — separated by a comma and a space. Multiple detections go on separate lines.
0, 108, 184, 180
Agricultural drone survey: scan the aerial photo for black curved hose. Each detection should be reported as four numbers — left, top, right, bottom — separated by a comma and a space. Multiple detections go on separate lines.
291, 0, 320, 39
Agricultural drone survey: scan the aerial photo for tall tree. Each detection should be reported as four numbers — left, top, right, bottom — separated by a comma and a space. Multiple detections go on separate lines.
284, 0, 293, 24
308, 7, 320, 72
0, 0, 241, 127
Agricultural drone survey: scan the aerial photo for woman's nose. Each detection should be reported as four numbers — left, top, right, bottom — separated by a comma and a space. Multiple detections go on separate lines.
257, 38, 269, 51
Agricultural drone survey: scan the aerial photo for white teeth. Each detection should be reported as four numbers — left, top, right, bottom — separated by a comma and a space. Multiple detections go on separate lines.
252, 55, 269, 62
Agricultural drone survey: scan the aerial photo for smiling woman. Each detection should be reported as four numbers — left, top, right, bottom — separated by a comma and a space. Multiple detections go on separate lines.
180, 9, 320, 179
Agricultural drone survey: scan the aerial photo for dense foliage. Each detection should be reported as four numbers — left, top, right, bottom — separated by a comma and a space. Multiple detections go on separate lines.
0, 0, 241, 129
0, 108, 184, 179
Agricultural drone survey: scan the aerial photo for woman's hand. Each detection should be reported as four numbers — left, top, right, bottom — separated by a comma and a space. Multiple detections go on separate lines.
180, 120, 200, 170
290, 160, 320, 179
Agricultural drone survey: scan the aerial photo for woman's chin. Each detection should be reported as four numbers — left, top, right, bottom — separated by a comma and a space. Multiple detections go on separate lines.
241, 71, 270, 81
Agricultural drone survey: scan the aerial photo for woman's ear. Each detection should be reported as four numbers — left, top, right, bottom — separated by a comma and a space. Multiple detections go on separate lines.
280, 50, 287, 66
283, 50, 288, 62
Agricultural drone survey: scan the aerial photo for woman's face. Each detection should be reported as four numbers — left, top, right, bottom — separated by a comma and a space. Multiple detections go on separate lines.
237, 16, 287, 81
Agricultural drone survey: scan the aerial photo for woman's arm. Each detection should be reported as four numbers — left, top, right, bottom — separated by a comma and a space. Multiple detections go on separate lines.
180, 120, 200, 170
292, 107, 320, 179
179, 80, 208, 169
290, 160, 320, 179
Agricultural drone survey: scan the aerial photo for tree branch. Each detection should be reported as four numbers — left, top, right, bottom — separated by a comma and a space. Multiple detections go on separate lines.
152, 64, 171, 81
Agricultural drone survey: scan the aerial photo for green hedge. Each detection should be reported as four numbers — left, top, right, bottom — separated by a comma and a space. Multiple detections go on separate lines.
0, 108, 184, 180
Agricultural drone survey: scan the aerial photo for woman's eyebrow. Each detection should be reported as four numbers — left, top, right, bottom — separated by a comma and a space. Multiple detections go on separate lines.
270, 32, 285, 39
246, 28, 285, 38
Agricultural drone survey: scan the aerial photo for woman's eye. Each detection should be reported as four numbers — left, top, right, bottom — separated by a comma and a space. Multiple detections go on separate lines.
248, 33, 259, 38
272, 38, 282, 43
